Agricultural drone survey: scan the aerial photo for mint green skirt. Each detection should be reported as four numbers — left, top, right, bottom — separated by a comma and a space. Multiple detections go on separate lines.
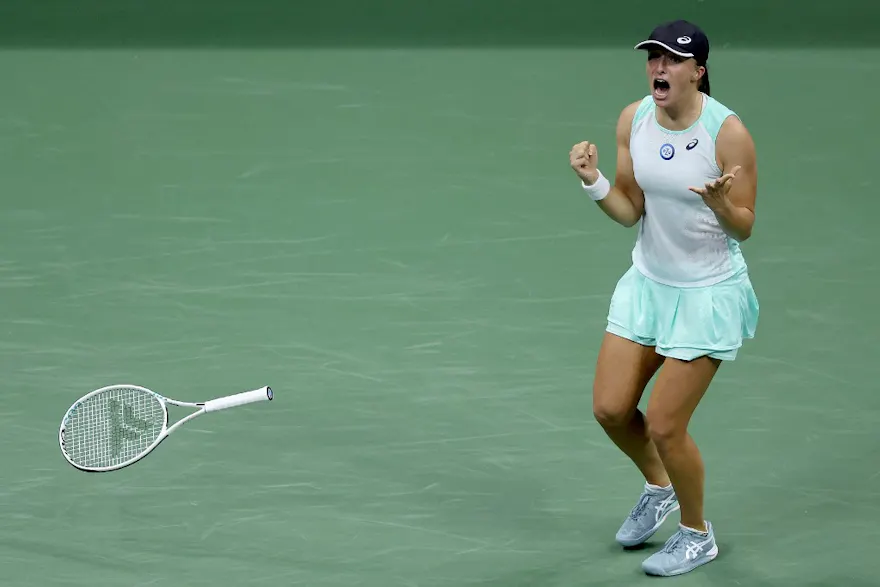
606, 265, 759, 361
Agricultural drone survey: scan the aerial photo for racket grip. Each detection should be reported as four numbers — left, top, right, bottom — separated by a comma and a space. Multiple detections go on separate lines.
204, 386, 273, 412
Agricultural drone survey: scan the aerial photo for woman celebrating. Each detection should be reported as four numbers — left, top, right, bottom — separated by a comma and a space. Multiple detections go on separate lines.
568, 20, 759, 576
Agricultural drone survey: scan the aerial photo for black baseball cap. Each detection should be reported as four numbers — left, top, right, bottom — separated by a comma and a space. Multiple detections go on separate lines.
634, 20, 710, 65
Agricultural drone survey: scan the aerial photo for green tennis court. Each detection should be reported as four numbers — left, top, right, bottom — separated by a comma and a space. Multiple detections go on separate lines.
2, 2, 879, 586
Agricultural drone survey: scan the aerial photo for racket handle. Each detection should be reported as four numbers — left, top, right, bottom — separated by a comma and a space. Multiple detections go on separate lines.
204, 386, 273, 412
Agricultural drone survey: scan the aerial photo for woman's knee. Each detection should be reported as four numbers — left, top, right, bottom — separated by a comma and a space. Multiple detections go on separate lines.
592, 380, 639, 428
644, 356, 720, 448
645, 408, 687, 448
592, 333, 664, 429
592, 399, 633, 429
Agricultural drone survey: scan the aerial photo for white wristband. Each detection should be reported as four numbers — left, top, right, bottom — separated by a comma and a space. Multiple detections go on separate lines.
582, 171, 611, 202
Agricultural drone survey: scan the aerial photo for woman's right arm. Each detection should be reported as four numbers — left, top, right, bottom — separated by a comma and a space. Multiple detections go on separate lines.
570, 100, 645, 228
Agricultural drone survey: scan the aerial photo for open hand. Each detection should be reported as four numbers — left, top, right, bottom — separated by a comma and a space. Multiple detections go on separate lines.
689, 166, 741, 211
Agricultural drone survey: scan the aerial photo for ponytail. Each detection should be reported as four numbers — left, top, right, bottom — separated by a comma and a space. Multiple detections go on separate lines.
698, 63, 711, 96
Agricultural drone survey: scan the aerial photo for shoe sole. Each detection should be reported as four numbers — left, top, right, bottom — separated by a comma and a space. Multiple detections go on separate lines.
616, 501, 681, 547
642, 544, 719, 576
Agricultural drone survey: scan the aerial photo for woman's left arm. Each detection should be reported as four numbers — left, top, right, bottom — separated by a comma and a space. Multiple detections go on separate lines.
690, 116, 758, 242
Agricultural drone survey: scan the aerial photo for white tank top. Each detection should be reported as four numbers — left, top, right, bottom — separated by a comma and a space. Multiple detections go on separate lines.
629, 93, 748, 288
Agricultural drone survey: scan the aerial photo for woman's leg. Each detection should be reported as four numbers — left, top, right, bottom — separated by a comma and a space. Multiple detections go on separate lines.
645, 355, 721, 531
593, 331, 682, 547
639, 354, 722, 576
592, 331, 668, 486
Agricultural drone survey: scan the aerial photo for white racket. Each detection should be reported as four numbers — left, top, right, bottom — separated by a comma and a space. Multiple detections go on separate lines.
58, 383, 273, 472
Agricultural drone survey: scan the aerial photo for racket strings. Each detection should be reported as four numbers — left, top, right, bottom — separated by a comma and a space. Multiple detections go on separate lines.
61, 387, 165, 469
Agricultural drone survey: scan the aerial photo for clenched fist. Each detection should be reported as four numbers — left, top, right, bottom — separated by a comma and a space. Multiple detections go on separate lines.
570, 141, 600, 185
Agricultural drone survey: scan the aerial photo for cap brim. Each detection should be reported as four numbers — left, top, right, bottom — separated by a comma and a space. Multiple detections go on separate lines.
634, 40, 695, 58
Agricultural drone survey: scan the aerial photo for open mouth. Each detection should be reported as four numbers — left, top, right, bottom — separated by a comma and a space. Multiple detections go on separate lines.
653, 78, 670, 98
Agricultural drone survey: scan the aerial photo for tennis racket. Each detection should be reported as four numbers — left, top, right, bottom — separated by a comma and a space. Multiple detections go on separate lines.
59, 383, 273, 473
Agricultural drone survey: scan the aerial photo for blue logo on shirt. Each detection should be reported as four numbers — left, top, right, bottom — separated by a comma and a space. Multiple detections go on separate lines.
659, 143, 675, 160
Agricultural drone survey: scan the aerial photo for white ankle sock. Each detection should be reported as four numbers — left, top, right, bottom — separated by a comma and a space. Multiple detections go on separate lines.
680, 522, 709, 536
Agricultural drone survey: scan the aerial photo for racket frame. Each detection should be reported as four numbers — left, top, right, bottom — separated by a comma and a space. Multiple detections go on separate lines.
59, 384, 272, 473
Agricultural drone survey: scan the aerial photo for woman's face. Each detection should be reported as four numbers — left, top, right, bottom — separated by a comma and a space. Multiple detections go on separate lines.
646, 48, 703, 106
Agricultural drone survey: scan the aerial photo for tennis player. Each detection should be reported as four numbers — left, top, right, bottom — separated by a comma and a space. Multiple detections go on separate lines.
568, 20, 759, 576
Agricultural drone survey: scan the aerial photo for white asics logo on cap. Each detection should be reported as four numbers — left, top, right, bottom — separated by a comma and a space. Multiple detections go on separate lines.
677, 36, 692, 44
